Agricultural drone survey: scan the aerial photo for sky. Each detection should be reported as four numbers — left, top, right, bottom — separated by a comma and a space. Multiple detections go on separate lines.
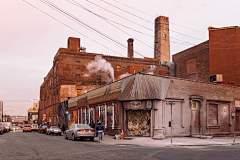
0, 0, 240, 116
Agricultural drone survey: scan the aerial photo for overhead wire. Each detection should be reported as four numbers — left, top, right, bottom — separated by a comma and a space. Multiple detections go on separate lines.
71, 0, 195, 45
97, 0, 206, 41
22, 0, 126, 57
89, 0, 240, 46
69, 0, 154, 49
41, 0, 146, 57
111, 0, 207, 33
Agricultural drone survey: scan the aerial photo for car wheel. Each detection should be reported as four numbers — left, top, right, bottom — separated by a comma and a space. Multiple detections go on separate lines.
72, 134, 76, 141
90, 137, 94, 141
64, 132, 68, 139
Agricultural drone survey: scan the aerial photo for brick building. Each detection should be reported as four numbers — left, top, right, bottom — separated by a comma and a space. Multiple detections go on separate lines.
28, 103, 38, 124
173, 26, 240, 85
208, 26, 240, 85
172, 41, 209, 82
172, 26, 240, 136
39, 16, 172, 126
67, 73, 240, 139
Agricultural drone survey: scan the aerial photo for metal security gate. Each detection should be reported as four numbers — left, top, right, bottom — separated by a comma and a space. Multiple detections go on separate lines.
127, 110, 150, 137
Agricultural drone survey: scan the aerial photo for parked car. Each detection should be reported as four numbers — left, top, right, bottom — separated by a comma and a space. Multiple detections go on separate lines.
2, 122, 12, 132
31, 124, 38, 131
39, 124, 49, 134
46, 126, 61, 135
0, 125, 4, 134
64, 124, 95, 141
23, 125, 32, 132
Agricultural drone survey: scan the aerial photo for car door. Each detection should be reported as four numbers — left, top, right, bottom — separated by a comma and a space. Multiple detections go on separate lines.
67, 125, 72, 137
69, 125, 75, 138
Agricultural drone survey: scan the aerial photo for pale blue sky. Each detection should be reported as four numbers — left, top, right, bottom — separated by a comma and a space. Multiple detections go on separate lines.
0, 0, 239, 116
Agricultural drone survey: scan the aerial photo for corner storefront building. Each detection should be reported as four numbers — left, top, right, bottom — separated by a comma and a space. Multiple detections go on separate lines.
65, 73, 240, 139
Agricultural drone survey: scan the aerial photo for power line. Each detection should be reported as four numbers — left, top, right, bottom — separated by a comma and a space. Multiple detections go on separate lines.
70, 0, 195, 47
41, 0, 126, 54
69, 0, 154, 49
86, 0, 206, 42
85, 0, 152, 31
41, 0, 146, 57
69, 0, 153, 37
100, 0, 153, 24
23, 0, 126, 57
111, 0, 207, 33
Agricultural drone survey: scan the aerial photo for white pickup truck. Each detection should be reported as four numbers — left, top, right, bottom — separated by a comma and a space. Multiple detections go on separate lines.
1, 122, 12, 132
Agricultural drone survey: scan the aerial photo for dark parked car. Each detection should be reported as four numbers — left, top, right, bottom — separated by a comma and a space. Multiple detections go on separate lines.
46, 126, 61, 135
39, 124, 49, 134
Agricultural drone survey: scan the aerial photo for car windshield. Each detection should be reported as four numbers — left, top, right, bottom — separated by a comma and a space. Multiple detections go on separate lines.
77, 124, 92, 129
52, 127, 59, 129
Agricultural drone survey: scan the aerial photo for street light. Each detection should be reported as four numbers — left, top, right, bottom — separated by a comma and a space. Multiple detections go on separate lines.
5, 110, 13, 122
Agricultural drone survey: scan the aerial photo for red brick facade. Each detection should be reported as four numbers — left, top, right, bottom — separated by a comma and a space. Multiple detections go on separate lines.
172, 41, 209, 82
39, 37, 162, 125
209, 26, 240, 85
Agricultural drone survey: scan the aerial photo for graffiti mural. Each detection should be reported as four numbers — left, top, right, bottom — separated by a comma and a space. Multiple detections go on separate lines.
86, 109, 89, 124
82, 109, 85, 124
72, 111, 78, 124
100, 105, 105, 126
114, 103, 119, 127
58, 100, 68, 127
127, 110, 150, 137
107, 105, 113, 128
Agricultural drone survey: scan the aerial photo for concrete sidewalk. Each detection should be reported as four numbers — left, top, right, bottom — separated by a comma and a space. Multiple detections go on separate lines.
96, 135, 240, 147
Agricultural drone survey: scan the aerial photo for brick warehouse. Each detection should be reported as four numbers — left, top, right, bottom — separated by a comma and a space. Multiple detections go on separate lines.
38, 16, 172, 126
173, 26, 240, 85
172, 26, 240, 132
67, 73, 240, 139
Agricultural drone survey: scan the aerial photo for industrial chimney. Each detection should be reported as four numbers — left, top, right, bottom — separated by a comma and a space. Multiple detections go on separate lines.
127, 38, 134, 58
154, 16, 170, 62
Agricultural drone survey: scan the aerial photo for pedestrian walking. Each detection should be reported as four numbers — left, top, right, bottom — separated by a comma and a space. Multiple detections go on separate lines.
95, 120, 99, 137
89, 119, 95, 128
96, 121, 104, 142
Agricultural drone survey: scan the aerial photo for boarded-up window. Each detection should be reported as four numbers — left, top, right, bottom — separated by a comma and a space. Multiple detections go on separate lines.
208, 104, 218, 126
76, 74, 80, 82
187, 58, 196, 75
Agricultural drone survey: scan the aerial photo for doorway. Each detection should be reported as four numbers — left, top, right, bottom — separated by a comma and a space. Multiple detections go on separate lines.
127, 110, 150, 136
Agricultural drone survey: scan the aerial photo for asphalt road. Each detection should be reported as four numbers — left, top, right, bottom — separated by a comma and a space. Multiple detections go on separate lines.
1, 131, 240, 160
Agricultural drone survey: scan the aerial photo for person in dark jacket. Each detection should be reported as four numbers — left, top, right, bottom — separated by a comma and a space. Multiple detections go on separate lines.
95, 120, 99, 137
89, 120, 95, 128
96, 121, 104, 142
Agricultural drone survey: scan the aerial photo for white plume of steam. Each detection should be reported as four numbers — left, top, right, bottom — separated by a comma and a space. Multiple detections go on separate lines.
118, 72, 131, 80
84, 55, 114, 82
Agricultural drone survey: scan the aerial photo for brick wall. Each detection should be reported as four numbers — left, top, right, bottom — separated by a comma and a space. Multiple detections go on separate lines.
40, 37, 162, 125
209, 26, 240, 85
172, 41, 209, 82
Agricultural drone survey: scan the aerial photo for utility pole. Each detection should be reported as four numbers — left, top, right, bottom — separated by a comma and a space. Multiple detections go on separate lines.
166, 101, 175, 143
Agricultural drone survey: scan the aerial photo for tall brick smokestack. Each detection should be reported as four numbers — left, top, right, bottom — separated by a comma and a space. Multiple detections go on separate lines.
68, 37, 80, 50
154, 16, 170, 62
127, 38, 134, 58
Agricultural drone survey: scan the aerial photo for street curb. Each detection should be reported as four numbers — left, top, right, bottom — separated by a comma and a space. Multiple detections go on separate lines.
167, 143, 240, 147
